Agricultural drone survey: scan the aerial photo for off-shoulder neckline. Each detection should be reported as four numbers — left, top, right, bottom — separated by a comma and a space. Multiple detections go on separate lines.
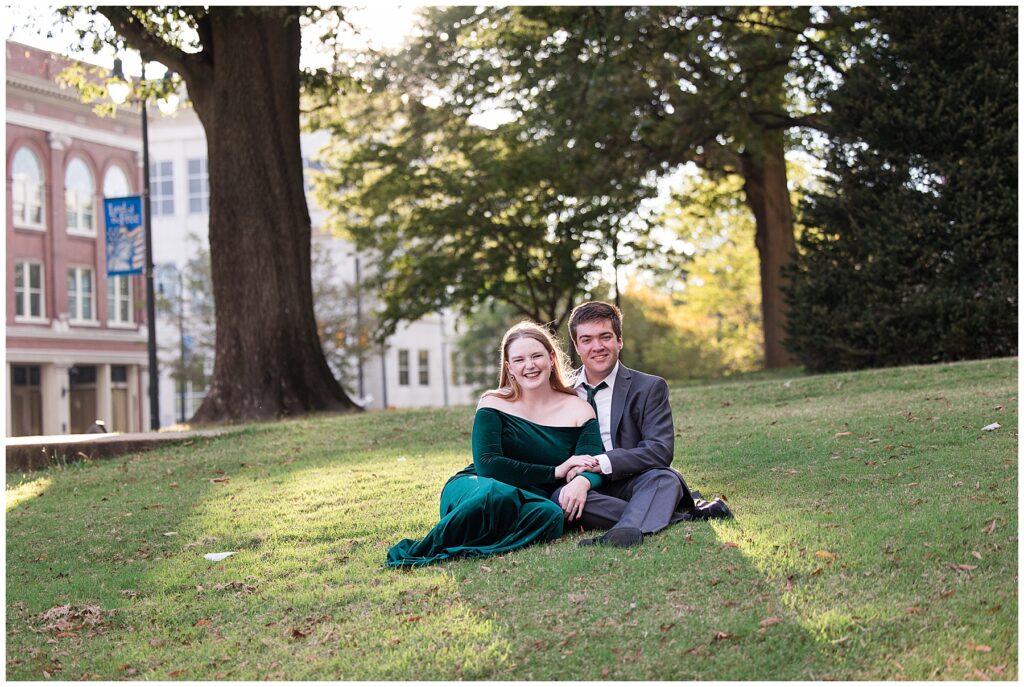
476, 406, 597, 430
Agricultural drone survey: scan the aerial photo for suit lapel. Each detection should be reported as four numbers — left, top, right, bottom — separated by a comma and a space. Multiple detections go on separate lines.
610, 364, 632, 448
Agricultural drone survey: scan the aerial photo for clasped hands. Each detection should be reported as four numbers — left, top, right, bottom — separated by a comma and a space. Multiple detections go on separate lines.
554, 454, 600, 521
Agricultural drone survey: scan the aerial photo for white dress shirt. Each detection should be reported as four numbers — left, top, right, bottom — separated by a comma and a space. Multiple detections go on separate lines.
574, 361, 619, 474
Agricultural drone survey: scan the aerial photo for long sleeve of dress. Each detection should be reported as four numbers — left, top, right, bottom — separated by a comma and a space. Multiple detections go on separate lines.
575, 418, 605, 491
472, 409, 557, 488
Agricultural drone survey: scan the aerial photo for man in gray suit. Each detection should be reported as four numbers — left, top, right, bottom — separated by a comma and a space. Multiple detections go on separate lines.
553, 301, 732, 547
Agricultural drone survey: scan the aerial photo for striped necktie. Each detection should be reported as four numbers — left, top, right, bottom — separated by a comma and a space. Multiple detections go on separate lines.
582, 381, 608, 415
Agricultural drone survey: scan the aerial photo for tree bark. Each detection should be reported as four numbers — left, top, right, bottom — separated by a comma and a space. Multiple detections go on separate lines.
740, 129, 797, 368
102, 7, 358, 421
191, 9, 357, 421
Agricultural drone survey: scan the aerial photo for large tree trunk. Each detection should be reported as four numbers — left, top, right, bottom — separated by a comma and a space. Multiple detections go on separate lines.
740, 129, 797, 368
176, 9, 357, 421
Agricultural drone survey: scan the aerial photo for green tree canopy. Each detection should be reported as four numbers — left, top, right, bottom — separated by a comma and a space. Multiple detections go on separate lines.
786, 6, 1018, 371
379, 5, 869, 367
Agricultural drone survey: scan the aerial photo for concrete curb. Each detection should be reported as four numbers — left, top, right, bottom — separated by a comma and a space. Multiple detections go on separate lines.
6, 429, 236, 472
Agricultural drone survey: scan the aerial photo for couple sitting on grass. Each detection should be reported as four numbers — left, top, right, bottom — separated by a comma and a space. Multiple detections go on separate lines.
387, 301, 732, 567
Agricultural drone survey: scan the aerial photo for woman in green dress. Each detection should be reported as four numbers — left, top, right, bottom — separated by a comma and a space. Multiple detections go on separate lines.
387, 322, 605, 567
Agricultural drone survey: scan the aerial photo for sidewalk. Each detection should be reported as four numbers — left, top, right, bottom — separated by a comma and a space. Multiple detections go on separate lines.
6, 428, 235, 472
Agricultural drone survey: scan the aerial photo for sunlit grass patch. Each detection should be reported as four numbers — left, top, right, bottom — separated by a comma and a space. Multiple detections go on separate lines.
6, 475, 52, 511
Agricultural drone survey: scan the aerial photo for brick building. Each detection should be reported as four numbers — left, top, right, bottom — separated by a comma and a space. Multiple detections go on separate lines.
6, 41, 149, 436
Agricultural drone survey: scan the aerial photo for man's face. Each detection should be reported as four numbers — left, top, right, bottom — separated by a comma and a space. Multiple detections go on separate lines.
574, 318, 622, 382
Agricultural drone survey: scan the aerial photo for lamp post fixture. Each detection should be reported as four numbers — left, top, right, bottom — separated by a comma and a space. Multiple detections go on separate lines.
108, 58, 179, 431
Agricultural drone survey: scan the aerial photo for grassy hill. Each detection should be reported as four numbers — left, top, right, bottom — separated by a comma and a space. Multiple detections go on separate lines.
6, 357, 1017, 679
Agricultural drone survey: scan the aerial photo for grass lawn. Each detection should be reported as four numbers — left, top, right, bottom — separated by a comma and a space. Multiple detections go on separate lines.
6, 357, 1017, 680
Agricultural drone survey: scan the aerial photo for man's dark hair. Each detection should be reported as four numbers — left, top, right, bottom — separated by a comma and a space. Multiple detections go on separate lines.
568, 301, 623, 342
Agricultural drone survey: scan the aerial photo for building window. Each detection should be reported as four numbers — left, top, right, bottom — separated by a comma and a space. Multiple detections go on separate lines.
188, 158, 209, 213
418, 350, 430, 386
398, 349, 410, 386
65, 157, 95, 235
107, 275, 133, 324
150, 160, 174, 215
14, 261, 45, 321
103, 164, 131, 198
12, 147, 45, 229
67, 266, 95, 322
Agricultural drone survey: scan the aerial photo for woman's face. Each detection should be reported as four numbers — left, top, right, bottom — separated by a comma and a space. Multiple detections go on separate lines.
507, 336, 554, 392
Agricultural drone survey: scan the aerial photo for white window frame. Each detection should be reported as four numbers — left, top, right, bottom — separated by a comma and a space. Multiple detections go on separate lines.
103, 164, 132, 199
418, 349, 430, 386
398, 349, 410, 386
187, 158, 209, 214
65, 157, 96, 237
67, 266, 97, 324
12, 148, 46, 231
106, 275, 134, 326
150, 160, 175, 216
14, 261, 46, 322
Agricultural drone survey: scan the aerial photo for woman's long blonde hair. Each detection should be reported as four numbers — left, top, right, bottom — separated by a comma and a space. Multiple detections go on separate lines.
483, 321, 577, 402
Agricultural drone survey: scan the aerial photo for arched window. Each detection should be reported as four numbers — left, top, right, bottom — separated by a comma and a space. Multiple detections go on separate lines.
12, 147, 45, 228
103, 164, 131, 199
65, 157, 95, 235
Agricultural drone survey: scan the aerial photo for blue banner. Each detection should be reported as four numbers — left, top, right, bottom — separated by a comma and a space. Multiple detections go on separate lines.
104, 195, 145, 276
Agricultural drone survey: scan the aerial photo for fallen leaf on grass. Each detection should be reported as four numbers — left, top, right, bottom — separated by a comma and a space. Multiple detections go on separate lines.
203, 552, 237, 562
721, 542, 739, 549
815, 550, 837, 562
972, 668, 991, 681
939, 589, 955, 599
385, 638, 401, 645
967, 643, 992, 653
834, 431, 853, 438
601, 667, 610, 678
405, 615, 421, 622
480, 565, 492, 572
971, 551, 983, 560
759, 617, 782, 628
209, 477, 230, 484
950, 563, 977, 572
904, 607, 923, 615
194, 618, 212, 627
982, 519, 998, 534
713, 631, 734, 641
291, 627, 310, 639
660, 623, 675, 632
167, 670, 184, 678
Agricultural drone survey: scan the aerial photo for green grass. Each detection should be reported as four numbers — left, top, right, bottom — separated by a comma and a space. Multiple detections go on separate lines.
6, 357, 1017, 680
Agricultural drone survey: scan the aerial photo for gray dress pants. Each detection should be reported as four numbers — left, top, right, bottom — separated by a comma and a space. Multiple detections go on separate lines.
553, 468, 685, 535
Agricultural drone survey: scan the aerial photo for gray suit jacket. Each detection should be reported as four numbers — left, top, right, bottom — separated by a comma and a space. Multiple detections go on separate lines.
600, 363, 696, 513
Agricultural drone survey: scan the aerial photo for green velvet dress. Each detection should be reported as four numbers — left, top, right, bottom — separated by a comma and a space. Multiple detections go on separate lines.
386, 407, 605, 567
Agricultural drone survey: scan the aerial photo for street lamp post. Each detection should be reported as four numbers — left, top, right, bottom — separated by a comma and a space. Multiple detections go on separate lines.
109, 58, 179, 431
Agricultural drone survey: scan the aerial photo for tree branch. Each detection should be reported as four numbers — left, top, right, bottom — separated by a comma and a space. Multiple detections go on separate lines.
97, 6, 212, 85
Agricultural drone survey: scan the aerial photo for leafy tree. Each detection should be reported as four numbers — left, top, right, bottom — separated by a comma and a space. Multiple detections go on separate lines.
393, 6, 868, 367
311, 241, 379, 398
155, 235, 215, 412
786, 7, 1018, 372
315, 76, 662, 334
59, 6, 359, 421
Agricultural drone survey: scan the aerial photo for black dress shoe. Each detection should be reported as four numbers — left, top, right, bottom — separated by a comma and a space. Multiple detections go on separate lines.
692, 498, 733, 521
578, 527, 644, 548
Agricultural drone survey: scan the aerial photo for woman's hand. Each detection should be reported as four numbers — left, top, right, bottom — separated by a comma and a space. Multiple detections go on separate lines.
554, 455, 600, 480
558, 475, 591, 521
